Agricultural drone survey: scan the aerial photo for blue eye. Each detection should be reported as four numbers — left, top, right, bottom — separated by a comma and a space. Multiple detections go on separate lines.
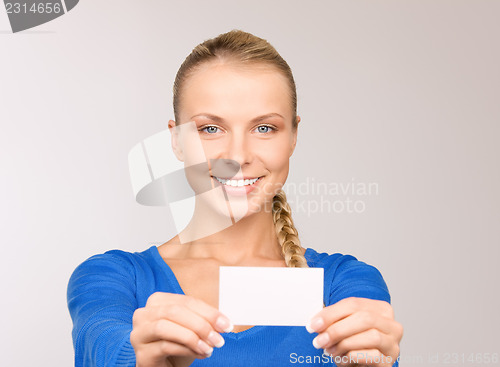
199, 124, 275, 135
256, 125, 275, 133
200, 126, 219, 134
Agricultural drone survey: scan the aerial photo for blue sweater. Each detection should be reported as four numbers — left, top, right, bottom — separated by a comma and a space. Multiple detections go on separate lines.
67, 246, 397, 367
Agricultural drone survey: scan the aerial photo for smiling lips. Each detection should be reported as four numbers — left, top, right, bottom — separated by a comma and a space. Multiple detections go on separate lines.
213, 176, 261, 187
212, 176, 264, 196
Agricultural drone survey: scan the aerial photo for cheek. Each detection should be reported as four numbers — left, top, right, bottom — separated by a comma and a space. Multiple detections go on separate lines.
258, 140, 291, 170
179, 129, 209, 166
200, 141, 223, 158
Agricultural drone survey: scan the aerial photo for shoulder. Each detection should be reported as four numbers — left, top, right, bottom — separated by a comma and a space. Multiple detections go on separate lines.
304, 247, 391, 305
67, 246, 158, 290
304, 247, 351, 273
71, 247, 147, 271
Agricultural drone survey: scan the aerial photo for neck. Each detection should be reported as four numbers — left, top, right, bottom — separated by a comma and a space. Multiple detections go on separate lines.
178, 203, 283, 264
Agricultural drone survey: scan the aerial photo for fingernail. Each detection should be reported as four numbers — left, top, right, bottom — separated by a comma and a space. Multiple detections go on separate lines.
197, 339, 213, 355
306, 317, 324, 333
216, 316, 233, 333
312, 332, 330, 349
207, 330, 225, 348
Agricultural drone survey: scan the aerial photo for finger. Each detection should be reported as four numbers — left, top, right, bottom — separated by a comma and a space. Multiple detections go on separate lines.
324, 328, 397, 361
329, 349, 385, 367
307, 297, 391, 333
181, 295, 233, 333
137, 339, 211, 362
147, 293, 233, 333
142, 318, 215, 356
316, 311, 394, 348
151, 304, 226, 348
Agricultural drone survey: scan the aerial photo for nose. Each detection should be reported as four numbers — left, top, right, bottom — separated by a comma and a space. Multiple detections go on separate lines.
209, 132, 252, 179
224, 131, 253, 167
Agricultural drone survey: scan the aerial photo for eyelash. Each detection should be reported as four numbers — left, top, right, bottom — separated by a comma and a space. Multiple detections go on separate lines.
198, 124, 277, 135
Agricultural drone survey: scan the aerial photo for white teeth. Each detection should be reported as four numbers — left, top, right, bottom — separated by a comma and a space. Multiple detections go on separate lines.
214, 176, 259, 187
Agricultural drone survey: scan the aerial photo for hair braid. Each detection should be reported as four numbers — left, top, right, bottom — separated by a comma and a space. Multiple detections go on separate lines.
272, 189, 308, 268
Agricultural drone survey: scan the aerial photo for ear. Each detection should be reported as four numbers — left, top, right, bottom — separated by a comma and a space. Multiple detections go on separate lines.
289, 115, 300, 157
168, 119, 184, 162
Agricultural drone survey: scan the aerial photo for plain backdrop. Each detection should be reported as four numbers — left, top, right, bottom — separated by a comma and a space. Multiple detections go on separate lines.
1, 1, 499, 366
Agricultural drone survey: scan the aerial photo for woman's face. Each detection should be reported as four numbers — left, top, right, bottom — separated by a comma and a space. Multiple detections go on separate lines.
169, 61, 299, 219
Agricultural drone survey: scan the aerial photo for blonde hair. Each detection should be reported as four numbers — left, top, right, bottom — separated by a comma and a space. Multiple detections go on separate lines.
173, 29, 308, 268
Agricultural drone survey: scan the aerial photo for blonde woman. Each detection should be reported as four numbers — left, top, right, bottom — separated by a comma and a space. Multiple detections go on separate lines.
67, 29, 403, 367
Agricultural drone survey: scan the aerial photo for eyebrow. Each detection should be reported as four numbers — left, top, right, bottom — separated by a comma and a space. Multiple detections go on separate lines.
190, 113, 285, 123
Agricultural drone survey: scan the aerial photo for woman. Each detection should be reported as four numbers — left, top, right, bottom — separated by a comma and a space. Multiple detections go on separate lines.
67, 29, 403, 367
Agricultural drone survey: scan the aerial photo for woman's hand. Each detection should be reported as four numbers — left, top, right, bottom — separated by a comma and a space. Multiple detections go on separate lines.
130, 292, 233, 367
306, 297, 403, 367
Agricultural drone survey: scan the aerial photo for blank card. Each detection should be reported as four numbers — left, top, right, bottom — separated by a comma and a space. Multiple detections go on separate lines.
219, 266, 324, 326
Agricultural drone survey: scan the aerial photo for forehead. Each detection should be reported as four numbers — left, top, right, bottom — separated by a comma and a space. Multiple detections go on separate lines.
179, 61, 292, 122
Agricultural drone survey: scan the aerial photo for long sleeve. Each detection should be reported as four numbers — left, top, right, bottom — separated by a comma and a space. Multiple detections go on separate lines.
67, 252, 139, 367
328, 255, 391, 305
325, 254, 399, 367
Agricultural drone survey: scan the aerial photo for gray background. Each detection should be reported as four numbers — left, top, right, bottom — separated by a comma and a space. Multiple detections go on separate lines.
1, 1, 499, 366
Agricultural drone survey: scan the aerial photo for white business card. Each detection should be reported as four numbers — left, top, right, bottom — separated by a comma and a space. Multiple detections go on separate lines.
219, 266, 324, 326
